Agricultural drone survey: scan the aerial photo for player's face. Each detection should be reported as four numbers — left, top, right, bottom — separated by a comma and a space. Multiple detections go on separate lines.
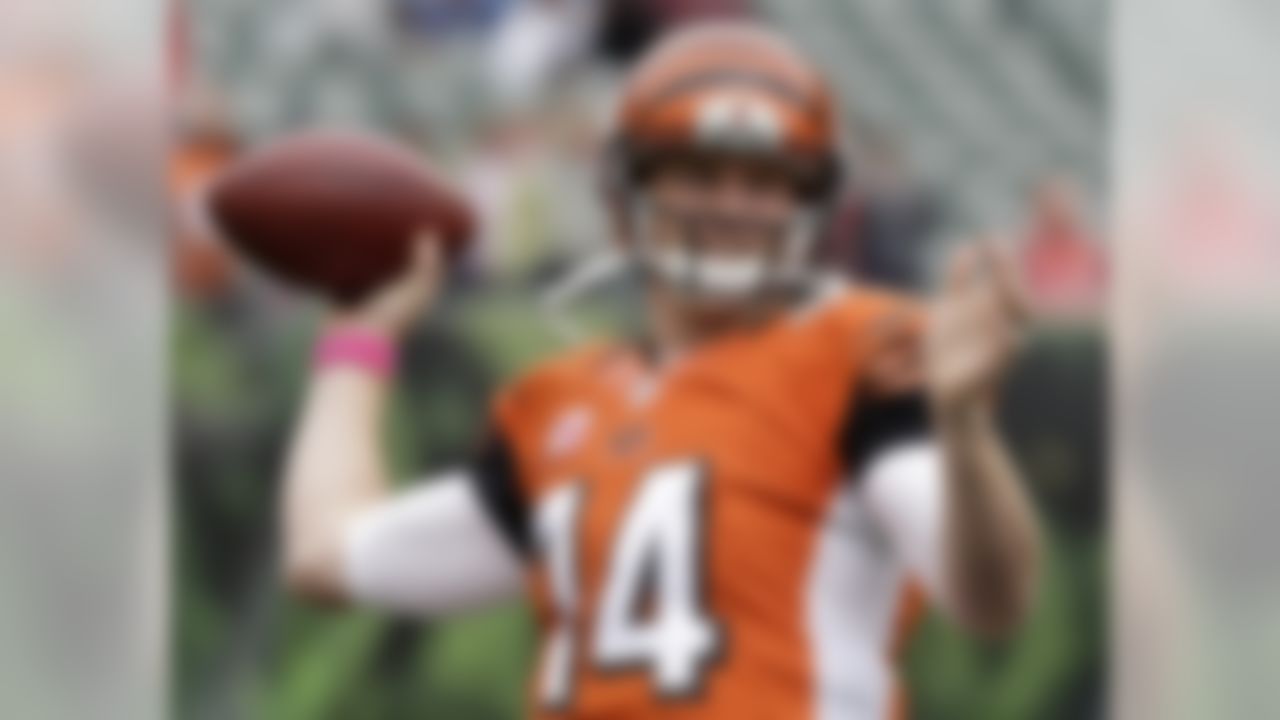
638, 153, 808, 303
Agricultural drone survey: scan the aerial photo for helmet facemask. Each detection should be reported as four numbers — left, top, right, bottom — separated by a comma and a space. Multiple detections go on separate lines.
628, 192, 820, 303
619, 146, 835, 306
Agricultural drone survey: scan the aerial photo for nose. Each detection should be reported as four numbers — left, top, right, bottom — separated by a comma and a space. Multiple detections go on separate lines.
706, 171, 763, 216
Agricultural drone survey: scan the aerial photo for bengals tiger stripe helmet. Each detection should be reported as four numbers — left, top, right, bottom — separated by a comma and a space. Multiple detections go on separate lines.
607, 22, 842, 300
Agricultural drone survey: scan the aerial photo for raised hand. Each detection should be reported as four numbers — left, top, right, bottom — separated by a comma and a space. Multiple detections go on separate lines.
927, 241, 1030, 419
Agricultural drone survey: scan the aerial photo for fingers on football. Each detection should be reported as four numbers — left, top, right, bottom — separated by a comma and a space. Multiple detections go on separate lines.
373, 233, 442, 310
409, 231, 445, 279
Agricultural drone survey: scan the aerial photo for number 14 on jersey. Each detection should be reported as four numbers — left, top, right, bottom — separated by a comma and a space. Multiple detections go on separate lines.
534, 459, 724, 708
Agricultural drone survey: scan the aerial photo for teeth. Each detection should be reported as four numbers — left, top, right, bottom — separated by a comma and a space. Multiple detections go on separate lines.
651, 249, 768, 298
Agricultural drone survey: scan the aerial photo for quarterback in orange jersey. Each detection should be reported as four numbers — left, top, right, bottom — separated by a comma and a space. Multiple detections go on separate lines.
281, 22, 1041, 720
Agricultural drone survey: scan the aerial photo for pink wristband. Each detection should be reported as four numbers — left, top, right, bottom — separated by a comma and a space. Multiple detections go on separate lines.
315, 326, 397, 378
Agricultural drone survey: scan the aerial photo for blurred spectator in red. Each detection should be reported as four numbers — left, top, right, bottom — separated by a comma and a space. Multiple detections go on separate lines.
1019, 175, 1106, 318
820, 127, 943, 291
171, 86, 239, 301
168, 5, 238, 301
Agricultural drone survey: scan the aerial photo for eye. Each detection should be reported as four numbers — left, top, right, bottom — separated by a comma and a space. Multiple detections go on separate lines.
681, 160, 719, 189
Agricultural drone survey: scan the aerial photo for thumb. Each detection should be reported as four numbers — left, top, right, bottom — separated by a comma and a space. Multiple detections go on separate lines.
409, 232, 444, 277
387, 232, 444, 296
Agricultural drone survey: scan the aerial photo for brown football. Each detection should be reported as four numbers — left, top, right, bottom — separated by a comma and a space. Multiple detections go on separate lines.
208, 130, 475, 304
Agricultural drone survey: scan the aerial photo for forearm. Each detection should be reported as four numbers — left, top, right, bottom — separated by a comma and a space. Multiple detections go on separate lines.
281, 365, 393, 603
278, 238, 444, 604
938, 405, 1041, 636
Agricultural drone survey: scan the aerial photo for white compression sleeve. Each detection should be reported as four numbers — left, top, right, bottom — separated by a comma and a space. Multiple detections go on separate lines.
860, 441, 949, 604
341, 471, 526, 616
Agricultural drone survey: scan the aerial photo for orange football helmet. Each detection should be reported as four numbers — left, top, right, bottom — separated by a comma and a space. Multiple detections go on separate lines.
605, 22, 843, 300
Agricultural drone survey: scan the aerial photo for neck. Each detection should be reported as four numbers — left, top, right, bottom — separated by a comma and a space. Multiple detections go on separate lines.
645, 288, 778, 361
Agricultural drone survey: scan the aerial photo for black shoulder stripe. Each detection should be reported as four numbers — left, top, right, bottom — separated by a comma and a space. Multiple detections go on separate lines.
469, 430, 531, 558
839, 390, 932, 477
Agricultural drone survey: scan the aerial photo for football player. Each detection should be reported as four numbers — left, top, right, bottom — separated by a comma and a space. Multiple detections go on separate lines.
281, 22, 1041, 720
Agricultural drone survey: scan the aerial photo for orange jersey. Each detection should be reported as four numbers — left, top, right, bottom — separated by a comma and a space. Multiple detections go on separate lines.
474, 285, 931, 720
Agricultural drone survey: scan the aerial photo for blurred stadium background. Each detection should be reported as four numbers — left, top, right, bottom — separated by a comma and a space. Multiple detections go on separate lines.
173, 1, 1107, 718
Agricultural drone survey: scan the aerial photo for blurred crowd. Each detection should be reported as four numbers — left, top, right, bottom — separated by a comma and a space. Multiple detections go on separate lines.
173, 0, 1105, 316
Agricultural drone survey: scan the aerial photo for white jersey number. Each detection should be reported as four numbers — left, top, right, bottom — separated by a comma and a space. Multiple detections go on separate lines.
534, 459, 722, 708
